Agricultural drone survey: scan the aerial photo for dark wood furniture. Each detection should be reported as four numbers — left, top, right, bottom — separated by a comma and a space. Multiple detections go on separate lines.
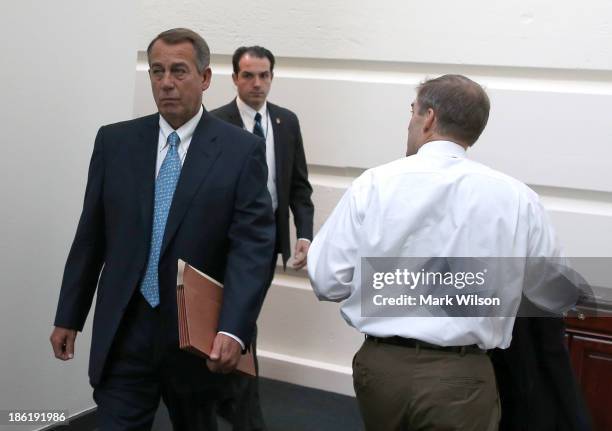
565, 303, 612, 431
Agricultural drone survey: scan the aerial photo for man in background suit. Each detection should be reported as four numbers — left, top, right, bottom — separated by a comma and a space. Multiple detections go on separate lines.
50, 28, 275, 430
211, 46, 314, 431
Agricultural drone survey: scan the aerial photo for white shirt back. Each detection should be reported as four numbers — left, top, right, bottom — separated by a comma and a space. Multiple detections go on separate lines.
308, 140, 563, 349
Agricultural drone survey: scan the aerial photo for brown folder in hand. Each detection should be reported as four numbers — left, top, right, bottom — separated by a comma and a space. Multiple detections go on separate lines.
177, 259, 256, 376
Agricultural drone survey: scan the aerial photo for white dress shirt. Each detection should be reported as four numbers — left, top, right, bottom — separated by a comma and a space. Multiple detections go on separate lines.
157, 106, 244, 350
236, 97, 278, 212
156, 105, 203, 176
308, 140, 563, 349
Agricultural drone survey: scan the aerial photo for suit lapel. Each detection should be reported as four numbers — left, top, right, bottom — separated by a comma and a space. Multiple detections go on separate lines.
135, 114, 160, 234
160, 111, 222, 258
228, 99, 245, 129
268, 103, 285, 188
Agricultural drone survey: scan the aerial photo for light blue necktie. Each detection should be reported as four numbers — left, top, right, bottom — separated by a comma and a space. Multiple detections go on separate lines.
140, 131, 182, 307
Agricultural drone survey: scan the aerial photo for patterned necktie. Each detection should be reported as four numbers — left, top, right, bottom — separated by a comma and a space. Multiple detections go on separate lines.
253, 112, 265, 139
140, 131, 182, 307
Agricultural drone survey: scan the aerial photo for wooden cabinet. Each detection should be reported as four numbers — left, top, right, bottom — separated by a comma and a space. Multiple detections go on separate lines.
565, 311, 612, 431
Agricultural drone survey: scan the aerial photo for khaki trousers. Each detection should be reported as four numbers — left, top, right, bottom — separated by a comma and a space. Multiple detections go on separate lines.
353, 337, 500, 431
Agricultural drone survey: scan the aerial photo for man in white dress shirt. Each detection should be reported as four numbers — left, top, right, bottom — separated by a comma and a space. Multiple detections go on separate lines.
308, 74, 571, 430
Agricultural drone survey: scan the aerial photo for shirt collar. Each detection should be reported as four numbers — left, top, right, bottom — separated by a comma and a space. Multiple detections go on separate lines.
158, 105, 203, 150
417, 140, 467, 158
236, 96, 267, 122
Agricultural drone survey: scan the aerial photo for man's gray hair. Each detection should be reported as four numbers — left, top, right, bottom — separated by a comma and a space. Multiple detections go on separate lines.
147, 28, 210, 73
416, 74, 490, 146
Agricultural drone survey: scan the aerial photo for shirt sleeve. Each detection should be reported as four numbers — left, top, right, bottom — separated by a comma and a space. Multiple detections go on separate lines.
308, 181, 366, 302
217, 331, 245, 350
524, 193, 579, 313
526, 194, 563, 259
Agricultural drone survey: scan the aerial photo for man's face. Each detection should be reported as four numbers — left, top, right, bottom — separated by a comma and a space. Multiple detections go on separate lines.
406, 100, 425, 156
232, 54, 273, 111
149, 40, 211, 129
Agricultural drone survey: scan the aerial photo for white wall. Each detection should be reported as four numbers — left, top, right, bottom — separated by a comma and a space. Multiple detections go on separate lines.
138, 0, 612, 70
134, 0, 612, 396
0, 1, 136, 428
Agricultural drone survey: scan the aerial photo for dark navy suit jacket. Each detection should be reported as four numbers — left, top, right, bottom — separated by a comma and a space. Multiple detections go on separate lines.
211, 99, 313, 267
54, 109, 276, 386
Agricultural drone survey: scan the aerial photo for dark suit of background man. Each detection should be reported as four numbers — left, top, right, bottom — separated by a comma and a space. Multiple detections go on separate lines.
49, 28, 275, 431
211, 46, 314, 431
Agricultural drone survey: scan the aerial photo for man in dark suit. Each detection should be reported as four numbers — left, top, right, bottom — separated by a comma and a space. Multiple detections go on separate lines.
211, 46, 314, 431
49, 28, 275, 431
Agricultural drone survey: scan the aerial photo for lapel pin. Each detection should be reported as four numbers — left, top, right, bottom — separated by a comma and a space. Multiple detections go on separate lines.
276, 117, 281, 124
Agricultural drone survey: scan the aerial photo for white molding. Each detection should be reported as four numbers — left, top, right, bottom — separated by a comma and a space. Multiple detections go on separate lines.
257, 349, 355, 397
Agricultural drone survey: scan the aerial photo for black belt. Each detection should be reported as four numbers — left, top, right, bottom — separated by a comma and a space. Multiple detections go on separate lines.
366, 335, 486, 354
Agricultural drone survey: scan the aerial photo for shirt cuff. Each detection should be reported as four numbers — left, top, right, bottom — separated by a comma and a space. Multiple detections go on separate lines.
297, 238, 311, 243
217, 331, 245, 350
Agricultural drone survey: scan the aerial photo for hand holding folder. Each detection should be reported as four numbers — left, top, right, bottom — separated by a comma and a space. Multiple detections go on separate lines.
177, 259, 256, 376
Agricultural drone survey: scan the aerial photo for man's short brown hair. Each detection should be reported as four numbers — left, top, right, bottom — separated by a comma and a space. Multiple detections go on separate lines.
417, 74, 490, 146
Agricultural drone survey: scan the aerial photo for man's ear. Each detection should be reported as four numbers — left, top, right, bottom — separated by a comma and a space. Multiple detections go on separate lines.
201, 67, 212, 91
423, 108, 436, 132
232, 72, 238, 86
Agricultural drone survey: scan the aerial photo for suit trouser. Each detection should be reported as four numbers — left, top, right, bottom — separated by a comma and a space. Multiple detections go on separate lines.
353, 337, 500, 431
217, 256, 278, 431
93, 292, 224, 431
